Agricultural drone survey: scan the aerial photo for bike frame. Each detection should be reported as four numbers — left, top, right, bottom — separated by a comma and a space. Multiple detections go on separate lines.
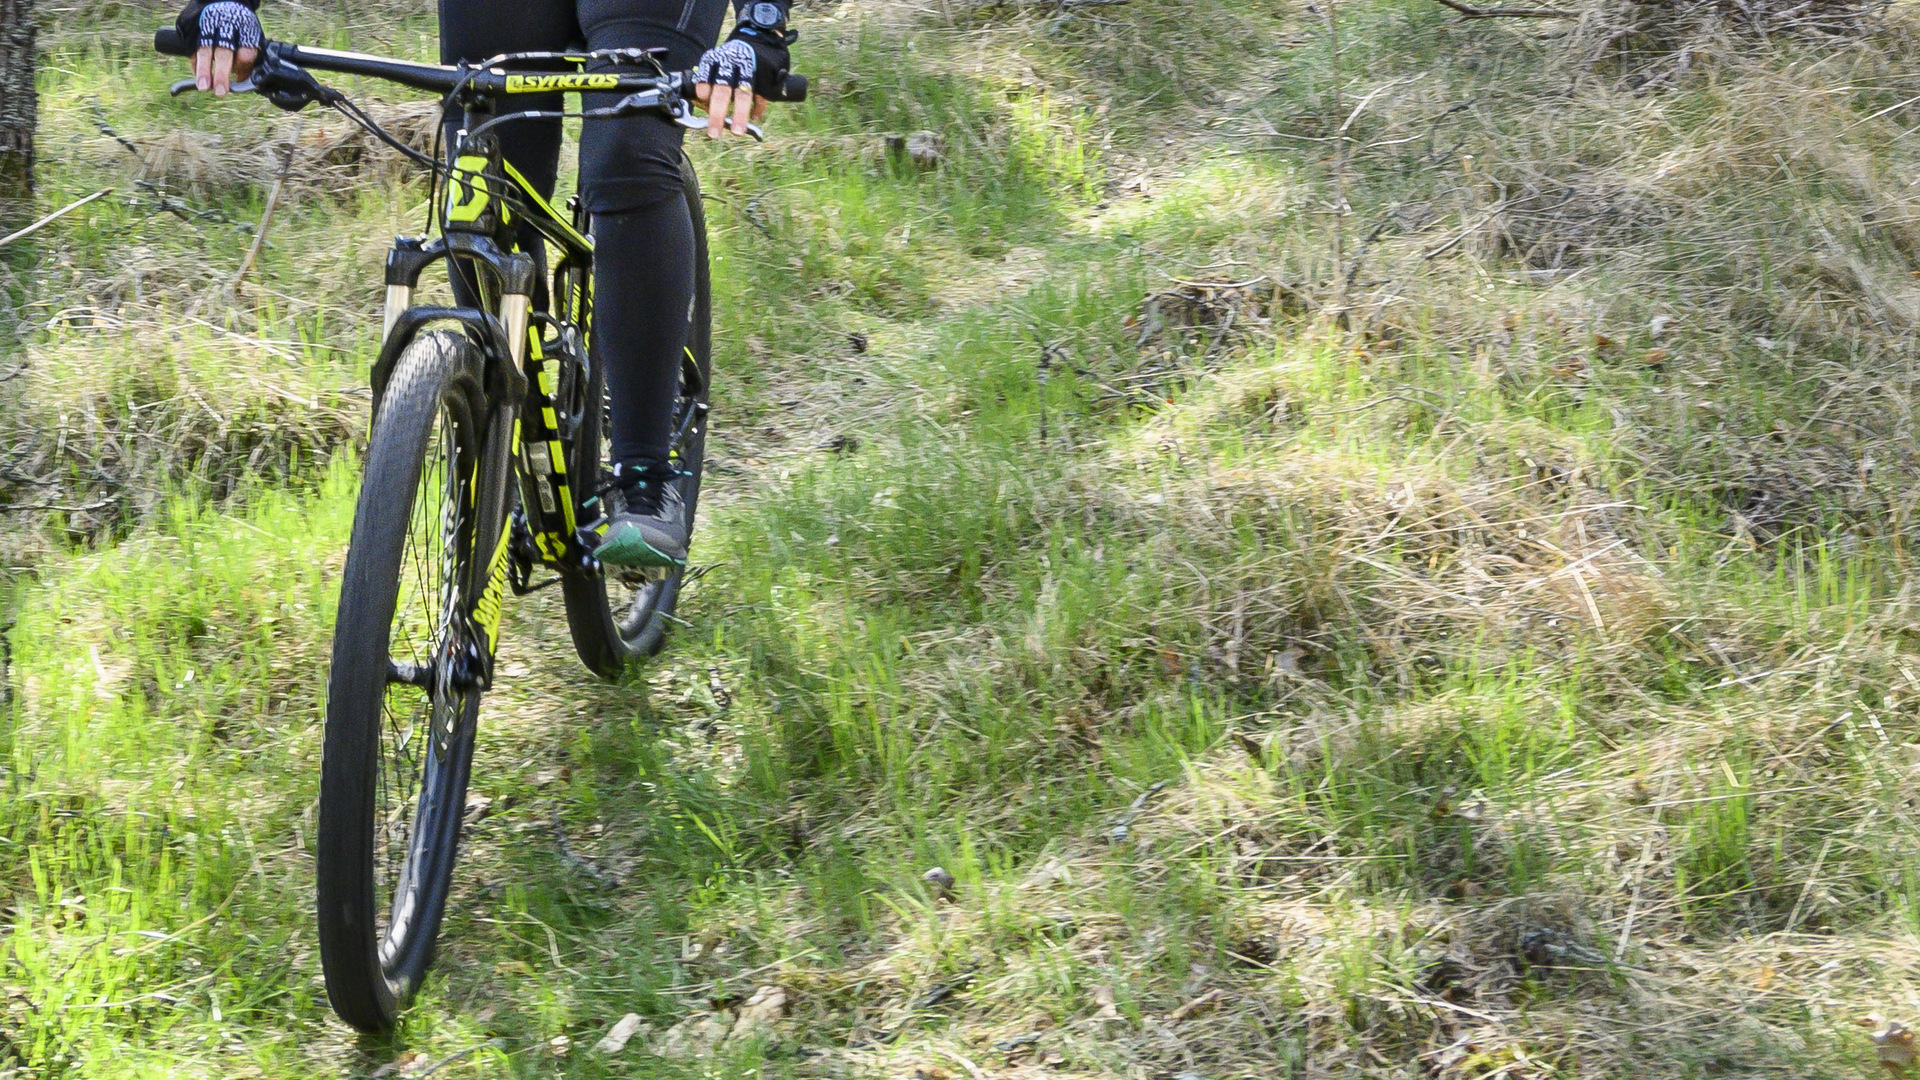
371, 129, 578, 693
151, 27, 739, 688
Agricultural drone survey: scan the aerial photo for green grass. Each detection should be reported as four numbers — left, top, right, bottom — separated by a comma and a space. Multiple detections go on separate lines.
7, 0, 1920, 1076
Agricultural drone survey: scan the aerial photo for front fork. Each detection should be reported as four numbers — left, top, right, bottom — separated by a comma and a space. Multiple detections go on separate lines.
457, 292, 531, 692
377, 128, 538, 694
377, 283, 532, 697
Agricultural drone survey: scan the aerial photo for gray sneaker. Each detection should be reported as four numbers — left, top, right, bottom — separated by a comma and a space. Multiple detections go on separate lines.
595, 468, 689, 568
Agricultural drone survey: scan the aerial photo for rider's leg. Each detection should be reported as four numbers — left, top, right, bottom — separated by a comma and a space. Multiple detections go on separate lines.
591, 199, 694, 476
575, 0, 731, 567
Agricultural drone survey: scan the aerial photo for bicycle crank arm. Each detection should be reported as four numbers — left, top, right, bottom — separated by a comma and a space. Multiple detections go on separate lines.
387, 660, 434, 689
385, 643, 492, 693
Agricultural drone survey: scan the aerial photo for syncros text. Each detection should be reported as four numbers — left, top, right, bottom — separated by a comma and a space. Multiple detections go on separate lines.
504, 73, 619, 92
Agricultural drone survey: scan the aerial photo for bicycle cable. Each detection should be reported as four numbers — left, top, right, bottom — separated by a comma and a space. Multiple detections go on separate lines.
292, 58, 685, 243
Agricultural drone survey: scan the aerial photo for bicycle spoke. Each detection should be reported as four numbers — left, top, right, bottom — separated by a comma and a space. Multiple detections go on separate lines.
373, 403, 469, 965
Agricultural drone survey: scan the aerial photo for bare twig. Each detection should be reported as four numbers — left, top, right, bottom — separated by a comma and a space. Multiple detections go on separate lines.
0, 189, 114, 250
1423, 202, 1509, 260
233, 125, 303, 291
89, 98, 144, 158
550, 810, 619, 886
1426, 0, 1576, 17
0, 495, 117, 514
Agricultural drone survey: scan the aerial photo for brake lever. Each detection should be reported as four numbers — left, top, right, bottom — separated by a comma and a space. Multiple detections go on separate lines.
169, 73, 263, 96
671, 111, 764, 142
594, 89, 766, 141
167, 46, 327, 112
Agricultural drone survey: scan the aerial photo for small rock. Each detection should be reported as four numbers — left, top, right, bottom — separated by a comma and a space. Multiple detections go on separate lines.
657, 1012, 732, 1059
1649, 313, 1677, 339
1022, 858, 1071, 890
885, 130, 944, 169
726, 985, 788, 1044
922, 866, 956, 900
595, 1013, 646, 1054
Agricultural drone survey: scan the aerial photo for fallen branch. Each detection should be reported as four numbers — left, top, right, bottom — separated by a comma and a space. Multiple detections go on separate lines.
1427, 0, 1576, 17
0, 189, 115, 250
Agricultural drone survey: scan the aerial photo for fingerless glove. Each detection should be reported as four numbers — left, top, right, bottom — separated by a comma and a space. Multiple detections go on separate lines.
176, 0, 264, 52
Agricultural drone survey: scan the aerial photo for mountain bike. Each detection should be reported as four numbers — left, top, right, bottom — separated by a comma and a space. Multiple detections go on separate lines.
153, 26, 804, 1033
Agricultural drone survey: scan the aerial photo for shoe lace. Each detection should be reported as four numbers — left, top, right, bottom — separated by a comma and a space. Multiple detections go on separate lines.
591, 462, 682, 517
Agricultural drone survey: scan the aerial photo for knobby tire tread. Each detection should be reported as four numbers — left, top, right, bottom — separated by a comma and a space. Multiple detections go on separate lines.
317, 331, 485, 1033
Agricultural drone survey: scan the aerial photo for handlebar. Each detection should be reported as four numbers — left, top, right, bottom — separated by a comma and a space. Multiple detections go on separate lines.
153, 27, 808, 103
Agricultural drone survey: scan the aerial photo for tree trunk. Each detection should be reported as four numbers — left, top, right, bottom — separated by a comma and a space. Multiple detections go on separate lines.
0, 0, 35, 229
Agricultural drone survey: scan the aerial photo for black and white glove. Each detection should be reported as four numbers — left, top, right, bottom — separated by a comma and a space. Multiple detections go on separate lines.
174, 0, 263, 94
176, 0, 263, 53
692, 33, 790, 103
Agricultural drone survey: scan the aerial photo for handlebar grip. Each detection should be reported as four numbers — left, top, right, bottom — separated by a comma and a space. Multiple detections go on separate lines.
154, 27, 193, 57
768, 72, 807, 103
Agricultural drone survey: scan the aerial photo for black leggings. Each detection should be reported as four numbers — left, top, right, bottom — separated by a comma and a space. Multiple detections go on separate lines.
440, 0, 731, 471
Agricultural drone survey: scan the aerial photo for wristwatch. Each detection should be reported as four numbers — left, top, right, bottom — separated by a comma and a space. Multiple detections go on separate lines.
735, 1, 788, 38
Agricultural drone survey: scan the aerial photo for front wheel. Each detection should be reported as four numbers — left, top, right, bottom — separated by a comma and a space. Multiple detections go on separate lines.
562, 156, 713, 676
317, 330, 489, 1033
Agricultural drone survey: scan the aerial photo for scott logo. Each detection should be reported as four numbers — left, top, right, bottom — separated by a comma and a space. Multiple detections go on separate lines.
504, 73, 619, 92
471, 527, 511, 648
445, 154, 491, 224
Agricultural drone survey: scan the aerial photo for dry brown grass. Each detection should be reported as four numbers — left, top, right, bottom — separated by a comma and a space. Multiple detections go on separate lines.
0, 315, 365, 559
109, 101, 442, 200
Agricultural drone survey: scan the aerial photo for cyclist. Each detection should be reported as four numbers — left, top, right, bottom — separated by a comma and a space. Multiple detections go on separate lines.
171, 0, 798, 568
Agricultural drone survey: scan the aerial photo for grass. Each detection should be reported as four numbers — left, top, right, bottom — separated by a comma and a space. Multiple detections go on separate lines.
7, 0, 1920, 1076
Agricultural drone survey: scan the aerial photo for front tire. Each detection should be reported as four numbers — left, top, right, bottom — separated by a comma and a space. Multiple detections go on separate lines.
562, 156, 713, 677
318, 331, 488, 1033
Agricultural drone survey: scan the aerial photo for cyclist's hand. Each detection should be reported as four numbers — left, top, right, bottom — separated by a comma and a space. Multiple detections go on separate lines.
175, 1, 262, 96
692, 35, 786, 140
